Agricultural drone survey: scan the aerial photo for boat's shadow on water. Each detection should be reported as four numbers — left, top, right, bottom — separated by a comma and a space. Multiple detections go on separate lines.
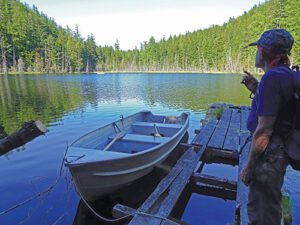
73, 133, 189, 225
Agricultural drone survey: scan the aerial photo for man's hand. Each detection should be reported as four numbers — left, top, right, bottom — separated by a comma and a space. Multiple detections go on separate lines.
241, 70, 259, 93
240, 164, 253, 186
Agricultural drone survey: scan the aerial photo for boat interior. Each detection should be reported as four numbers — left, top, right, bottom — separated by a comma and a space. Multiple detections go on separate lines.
71, 112, 188, 155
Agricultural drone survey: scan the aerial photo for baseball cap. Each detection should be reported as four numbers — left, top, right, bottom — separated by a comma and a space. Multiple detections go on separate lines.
249, 29, 294, 54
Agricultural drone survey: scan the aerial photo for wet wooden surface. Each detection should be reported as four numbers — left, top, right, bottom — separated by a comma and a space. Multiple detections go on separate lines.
193, 104, 250, 153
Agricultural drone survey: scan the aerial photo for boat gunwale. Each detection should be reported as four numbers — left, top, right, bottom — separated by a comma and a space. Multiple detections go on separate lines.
65, 111, 190, 167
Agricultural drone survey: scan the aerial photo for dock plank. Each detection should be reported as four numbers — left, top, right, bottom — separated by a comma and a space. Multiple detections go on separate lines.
208, 129, 227, 149
237, 138, 251, 225
241, 107, 250, 131
240, 108, 250, 152
223, 109, 241, 151
192, 121, 217, 146
207, 109, 232, 149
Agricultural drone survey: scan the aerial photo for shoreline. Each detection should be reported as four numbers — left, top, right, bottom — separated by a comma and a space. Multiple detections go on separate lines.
0, 70, 263, 76
101, 71, 242, 75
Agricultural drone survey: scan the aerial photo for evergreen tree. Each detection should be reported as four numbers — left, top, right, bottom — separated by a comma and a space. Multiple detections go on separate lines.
0, 0, 300, 74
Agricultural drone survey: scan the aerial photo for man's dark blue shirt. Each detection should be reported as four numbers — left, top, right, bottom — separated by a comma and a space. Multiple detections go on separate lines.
247, 65, 295, 135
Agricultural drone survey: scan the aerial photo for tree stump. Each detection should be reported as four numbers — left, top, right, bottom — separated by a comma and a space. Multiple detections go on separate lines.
0, 120, 48, 155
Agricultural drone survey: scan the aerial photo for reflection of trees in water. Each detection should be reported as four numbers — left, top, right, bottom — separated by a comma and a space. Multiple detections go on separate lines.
0, 74, 251, 133
0, 75, 84, 133
138, 74, 251, 111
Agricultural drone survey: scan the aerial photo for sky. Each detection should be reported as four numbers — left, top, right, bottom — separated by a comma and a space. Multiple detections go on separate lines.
22, 0, 266, 50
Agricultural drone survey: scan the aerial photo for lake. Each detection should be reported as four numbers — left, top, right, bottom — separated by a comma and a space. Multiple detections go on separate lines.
0, 73, 299, 225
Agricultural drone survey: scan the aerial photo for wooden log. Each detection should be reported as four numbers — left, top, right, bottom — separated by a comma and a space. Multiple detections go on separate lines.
236, 139, 251, 225
113, 203, 136, 220
191, 183, 237, 201
203, 148, 239, 166
113, 204, 187, 224
191, 173, 237, 191
0, 120, 48, 154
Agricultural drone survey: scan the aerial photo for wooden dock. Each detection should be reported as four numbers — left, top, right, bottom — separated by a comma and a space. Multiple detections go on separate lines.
111, 103, 252, 225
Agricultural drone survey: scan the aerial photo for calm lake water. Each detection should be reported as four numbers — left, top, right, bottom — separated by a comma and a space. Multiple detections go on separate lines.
0, 73, 299, 225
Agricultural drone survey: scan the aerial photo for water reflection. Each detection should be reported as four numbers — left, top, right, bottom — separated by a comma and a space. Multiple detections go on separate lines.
0, 75, 84, 133
0, 73, 250, 134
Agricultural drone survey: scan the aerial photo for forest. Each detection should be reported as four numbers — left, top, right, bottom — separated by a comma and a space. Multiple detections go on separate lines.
0, 0, 300, 74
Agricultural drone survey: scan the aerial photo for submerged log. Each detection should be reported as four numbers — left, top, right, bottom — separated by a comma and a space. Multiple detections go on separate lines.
191, 173, 237, 191
0, 120, 48, 155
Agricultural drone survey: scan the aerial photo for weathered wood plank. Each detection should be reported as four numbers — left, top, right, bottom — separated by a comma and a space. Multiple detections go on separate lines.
240, 131, 250, 152
161, 218, 188, 225
139, 150, 195, 212
191, 183, 237, 201
203, 148, 239, 166
207, 108, 232, 149
223, 109, 241, 151
127, 148, 195, 224
191, 173, 237, 190
208, 127, 227, 149
113, 203, 136, 219
151, 148, 206, 218
240, 107, 250, 152
237, 139, 251, 225
241, 107, 250, 131
129, 215, 161, 225
223, 131, 240, 151
113, 204, 186, 225
192, 121, 217, 146
129, 139, 211, 224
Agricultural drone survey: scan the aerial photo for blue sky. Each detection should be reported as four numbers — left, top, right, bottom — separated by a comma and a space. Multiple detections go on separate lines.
22, 0, 266, 50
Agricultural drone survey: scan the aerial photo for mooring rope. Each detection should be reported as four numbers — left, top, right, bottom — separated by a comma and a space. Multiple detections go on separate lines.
76, 185, 175, 224
75, 186, 133, 223
0, 143, 69, 217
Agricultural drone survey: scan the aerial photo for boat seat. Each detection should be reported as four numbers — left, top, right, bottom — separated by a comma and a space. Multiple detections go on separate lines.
131, 122, 182, 136
109, 133, 171, 144
132, 122, 182, 129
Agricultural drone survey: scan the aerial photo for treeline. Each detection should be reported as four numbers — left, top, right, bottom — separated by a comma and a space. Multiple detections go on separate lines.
0, 0, 98, 73
101, 0, 300, 73
0, 0, 300, 74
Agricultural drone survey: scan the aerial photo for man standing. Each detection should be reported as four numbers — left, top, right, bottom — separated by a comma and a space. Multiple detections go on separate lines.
240, 29, 294, 225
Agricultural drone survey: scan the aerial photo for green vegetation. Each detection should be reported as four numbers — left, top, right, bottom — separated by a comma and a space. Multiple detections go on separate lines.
0, 75, 84, 133
0, 0, 97, 73
0, 0, 299, 74
214, 107, 224, 120
282, 194, 293, 225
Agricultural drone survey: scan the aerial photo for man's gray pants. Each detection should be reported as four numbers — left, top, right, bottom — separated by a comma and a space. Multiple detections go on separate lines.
247, 136, 288, 225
